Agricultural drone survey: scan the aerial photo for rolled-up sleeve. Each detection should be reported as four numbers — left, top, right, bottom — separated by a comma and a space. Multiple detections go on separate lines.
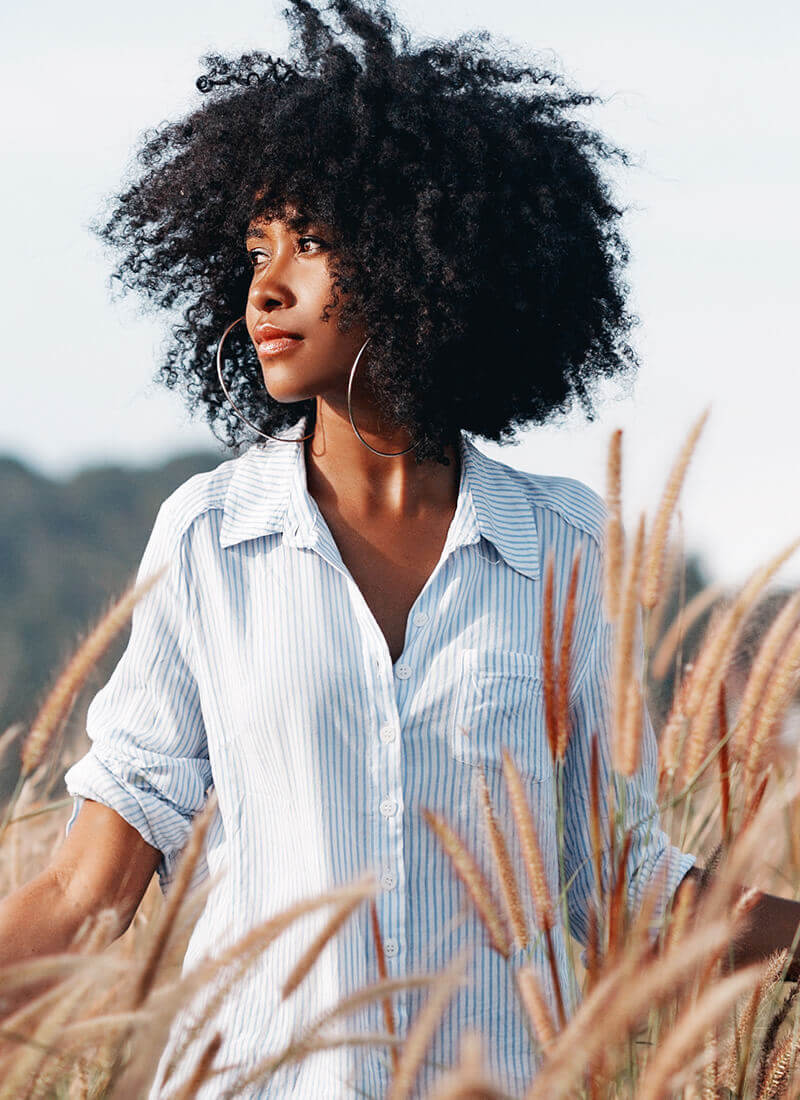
561, 545, 695, 947
63, 498, 212, 893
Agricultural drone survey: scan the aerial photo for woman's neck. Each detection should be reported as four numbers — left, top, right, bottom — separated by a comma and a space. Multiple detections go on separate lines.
303, 400, 460, 520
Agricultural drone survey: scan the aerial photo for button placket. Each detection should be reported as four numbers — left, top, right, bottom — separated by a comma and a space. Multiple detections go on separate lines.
370, 644, 409, 1026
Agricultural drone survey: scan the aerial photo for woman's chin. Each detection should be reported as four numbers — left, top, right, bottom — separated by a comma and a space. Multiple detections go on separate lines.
260, 376, 315, 406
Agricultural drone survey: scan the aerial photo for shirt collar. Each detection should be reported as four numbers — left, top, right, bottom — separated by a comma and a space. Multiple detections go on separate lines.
219, 416, 539, 581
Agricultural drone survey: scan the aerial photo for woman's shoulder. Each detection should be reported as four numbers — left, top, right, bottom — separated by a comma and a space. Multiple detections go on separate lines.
520, 470, 607, 547
478, 445, 607, 550
146, 448, 257, 551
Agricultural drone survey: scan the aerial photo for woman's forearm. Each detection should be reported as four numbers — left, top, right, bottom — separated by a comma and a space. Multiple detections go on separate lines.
678, 866, 800, 980
0, 868, 104, 968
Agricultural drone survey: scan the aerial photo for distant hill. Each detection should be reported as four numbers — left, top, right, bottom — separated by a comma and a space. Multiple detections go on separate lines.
0, 450, 222, 801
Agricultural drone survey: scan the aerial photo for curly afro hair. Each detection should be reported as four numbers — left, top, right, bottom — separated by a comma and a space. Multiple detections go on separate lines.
95, 0, 640, 465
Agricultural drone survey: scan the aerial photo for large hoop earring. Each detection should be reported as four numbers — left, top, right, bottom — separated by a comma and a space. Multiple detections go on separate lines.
347, 337, 415, 457
216, 316, 315, 442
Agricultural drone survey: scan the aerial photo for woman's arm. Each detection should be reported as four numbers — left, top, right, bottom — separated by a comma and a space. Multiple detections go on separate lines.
0, 799, 161, 967
676, 866, 800, 981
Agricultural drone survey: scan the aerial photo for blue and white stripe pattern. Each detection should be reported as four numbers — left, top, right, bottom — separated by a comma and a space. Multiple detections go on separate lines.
63, 415, 695, 1098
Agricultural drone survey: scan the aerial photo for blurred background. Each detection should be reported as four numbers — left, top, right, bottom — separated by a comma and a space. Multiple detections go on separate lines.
1, 0, 798, 799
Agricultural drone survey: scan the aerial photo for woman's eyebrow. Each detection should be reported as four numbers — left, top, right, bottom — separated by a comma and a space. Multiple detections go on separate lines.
245, 226, 268, 242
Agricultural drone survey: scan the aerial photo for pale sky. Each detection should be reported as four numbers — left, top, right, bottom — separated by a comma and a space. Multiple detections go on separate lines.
1, 0, 798, 588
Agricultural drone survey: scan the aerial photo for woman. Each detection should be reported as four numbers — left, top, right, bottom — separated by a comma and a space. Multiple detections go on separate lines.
1, 1, 798, 1096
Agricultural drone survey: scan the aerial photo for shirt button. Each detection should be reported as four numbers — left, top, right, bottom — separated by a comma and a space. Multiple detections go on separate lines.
379, 797, 398, 818
395, 664, 412, 680
381, 869, 397, 890
412, 611, 429, 628
384, 938, 399, 957
380, 725, 397, 743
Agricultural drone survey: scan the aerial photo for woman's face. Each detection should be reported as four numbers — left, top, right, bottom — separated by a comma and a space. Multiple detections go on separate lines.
243, 211, 368, 408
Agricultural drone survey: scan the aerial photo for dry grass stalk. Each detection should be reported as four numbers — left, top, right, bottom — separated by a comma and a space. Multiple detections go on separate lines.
585, 902, 600, 993
226, 1029, 405, 1098
0, 725, 24, 772
425, 1030, 507, 1100
169, 973, 437, 1095
700, 1026, 720, 1098
0, 953, 120, 1009
541, 552, 559, 761
741, 773, 771, 834
636, 963, 766, 1100
612, 513, 646, 773
717, 682, 731, 842
299, 973, 440, 1047
731, 590, 800, 761
386, 948, 471, 1100
679, 538, 800, 784
0, 979, 80, 1073
475, 767, 529, 950
281, 890, 367, 1000
369, 897, 399, 1073
606, 829, 633, 961
67, 1061, 90, 1100
163, 872, 382, 1080
589, 732, 604, 921
555, 549, 581, 760
56, 1006, 151, 1047
645, 536, 682, 651
421, 808, 511, 958
500, 748, 565, 1027
625, 860, 669, 959
131, 791, 219, 1010
0, 972, 95, 1100
743, 617, 800, 785
19, 569, 166, 780
499, 751, 554, 933
604, 428, 624, 622
617, 674, 643, 778
693, 790, 782, 925
524, 915, 736, 1098
641, 407, 710, 610
171, 1030, 222, 1100
756, 974, 799, 1090
516, 967, 557, 1052
720, 949, 787, 1091
757, 1032, 799, 1099
666, 872, 697, 954
650, 583, 725, 682
659, 662, 699, 789
71, 907, 120, 956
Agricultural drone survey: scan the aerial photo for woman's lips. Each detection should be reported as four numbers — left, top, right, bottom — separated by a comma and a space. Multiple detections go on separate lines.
257, 336, 303, 357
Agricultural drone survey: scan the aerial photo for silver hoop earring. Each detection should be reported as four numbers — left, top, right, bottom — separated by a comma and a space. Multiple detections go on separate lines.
347, 337, 415, 457
216, 316, 315, 442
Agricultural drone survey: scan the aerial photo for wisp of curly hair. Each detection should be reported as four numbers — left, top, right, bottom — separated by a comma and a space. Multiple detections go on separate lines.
94, 0, 640, 465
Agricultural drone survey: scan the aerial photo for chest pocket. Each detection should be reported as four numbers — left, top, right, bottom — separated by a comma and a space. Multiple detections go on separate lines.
451, 648, 553, 782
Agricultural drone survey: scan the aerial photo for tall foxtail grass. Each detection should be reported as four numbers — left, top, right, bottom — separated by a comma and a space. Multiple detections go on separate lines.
1, 408, 800, 1097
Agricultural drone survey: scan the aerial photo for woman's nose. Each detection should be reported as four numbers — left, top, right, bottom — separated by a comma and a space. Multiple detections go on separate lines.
247, 248, 297, 312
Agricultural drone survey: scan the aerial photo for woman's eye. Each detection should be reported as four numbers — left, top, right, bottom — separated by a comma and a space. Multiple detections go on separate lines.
298, 236, 328, 253
246, 238, 327, 268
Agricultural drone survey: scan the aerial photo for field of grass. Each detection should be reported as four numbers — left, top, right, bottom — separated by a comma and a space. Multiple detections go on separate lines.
2, 409, 800, 1098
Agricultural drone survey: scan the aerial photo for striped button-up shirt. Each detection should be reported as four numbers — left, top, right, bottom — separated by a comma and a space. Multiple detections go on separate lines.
63, 416, 695, 1098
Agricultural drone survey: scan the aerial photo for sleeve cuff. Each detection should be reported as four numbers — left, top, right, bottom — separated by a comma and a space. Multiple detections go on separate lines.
64, 752, 209, 894
628, 844, 697, 931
